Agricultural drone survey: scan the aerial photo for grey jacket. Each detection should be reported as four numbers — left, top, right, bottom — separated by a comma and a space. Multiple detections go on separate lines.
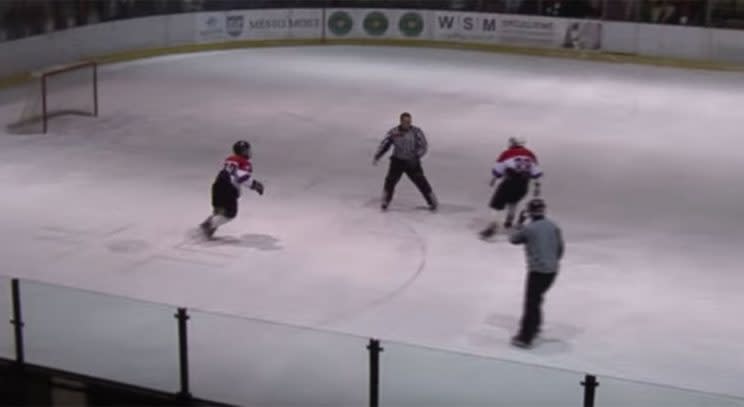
374, 125, 428, 162
509, 217, 564, 274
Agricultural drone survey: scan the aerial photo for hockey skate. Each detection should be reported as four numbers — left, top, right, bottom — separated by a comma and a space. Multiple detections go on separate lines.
426, 193, 439, 212
381, 190, 392, 212
510, 335, 533, 349
199, 220, 216, 239
479, 222, 498, 240
503, 209, 517, 230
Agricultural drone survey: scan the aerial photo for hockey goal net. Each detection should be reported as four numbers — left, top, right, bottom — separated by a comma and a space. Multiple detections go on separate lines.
6, 61, 98, 134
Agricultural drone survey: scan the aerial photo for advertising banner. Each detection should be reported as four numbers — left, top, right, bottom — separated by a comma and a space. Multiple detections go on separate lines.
196, 8, 601, 50
562, 20, 602, 50
196, 13, 226, 43
433, 11, 601, 50
325, 9, 433, 40
432, 12, 501, 43
195, 9, 323, 43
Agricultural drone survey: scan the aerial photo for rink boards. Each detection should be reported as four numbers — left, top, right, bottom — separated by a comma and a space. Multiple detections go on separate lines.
1, 8, 744, 84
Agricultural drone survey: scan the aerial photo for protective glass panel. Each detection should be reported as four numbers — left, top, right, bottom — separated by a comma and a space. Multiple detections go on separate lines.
190, 310, 368, 406
0, 276, 12, 359
595, 375, 744, 407
22, 280, 179, 392
381, 340, 583, 406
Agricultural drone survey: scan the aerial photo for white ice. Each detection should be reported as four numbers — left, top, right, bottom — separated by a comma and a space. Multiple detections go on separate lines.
1, 46, 743, 405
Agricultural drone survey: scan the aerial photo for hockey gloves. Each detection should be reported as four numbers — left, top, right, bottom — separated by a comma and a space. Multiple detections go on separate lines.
250, 180, 264, 196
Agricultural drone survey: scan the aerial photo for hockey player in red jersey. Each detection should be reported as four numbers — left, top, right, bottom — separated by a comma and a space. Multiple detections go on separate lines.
200, 140, 264, 238
479, 137, 542, 239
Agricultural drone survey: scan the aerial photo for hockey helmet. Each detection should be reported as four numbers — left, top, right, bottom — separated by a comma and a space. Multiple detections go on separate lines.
233, 140, 251, 158
508, 137, 526, 147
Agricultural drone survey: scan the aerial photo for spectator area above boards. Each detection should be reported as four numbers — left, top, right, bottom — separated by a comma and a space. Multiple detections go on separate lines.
1, 0, 744, 43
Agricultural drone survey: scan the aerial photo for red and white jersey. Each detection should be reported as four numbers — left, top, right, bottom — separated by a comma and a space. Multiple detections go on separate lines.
492, 146, 542, 179
221, 154, 254, 190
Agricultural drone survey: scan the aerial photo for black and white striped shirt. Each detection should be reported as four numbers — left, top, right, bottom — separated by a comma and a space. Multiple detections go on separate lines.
374, 125, 428, 162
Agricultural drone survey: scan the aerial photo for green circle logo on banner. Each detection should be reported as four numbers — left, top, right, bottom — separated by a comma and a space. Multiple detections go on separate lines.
363, 11, 389, 36
328, 11, 353, 36
399, 12, 424, 37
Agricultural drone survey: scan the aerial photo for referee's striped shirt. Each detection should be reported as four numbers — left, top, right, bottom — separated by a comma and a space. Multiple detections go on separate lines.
374, 125, 428, 162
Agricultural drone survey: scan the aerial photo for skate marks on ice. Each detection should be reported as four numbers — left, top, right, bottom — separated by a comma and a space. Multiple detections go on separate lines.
33, 226, 88, 246
28, 224, 221, 274
36, 223, 134, 243
415, 203, 475, 214
44, 224, 233, 271
119, 229, 283, 273
182, 228, 282, 252
468, 216, 514, 241
208, 233, 282, 251
466, 313, 581, 355
33, 223, 139, 260
106, 239, 149, 254
362, 197, 475, 215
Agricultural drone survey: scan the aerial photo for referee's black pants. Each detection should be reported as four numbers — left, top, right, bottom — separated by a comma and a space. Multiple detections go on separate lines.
383, 157, 434, 205
517, 271, 557, 343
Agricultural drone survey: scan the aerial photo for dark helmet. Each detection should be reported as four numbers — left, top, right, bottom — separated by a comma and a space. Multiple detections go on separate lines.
508, 136, 526, 148
526, 198, 546, 216
233, 140, 251, 158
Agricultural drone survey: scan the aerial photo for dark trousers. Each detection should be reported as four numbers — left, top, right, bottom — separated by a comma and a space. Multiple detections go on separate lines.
383, 157, 434, 205
490, 175, 530, 210
211, 174, 239, 219
518, 271, 557, 343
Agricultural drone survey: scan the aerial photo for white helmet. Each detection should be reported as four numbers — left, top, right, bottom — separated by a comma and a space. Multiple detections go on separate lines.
508, 137, 526, 147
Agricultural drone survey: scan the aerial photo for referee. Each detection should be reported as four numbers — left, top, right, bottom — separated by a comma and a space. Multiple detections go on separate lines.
373, 112, 438, 211
509, 198, 564, 348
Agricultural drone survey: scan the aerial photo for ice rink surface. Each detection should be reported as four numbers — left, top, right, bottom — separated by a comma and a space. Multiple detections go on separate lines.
1, 45, 744, 400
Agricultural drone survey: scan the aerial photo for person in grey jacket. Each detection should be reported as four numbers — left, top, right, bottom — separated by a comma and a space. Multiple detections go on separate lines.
373, 112, 438, 211
509, 198, 564, 348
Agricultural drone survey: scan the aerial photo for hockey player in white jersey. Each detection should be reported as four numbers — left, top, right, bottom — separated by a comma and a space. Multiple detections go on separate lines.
200, 140, 264, 238
480, 137, 542, 239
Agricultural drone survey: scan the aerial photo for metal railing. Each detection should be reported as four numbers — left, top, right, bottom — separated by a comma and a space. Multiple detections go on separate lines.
2, 276, 742, 406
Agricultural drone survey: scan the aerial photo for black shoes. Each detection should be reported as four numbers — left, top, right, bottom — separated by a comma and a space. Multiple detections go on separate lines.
510, 335, 533, 349
479, 223, 498, 239
200, 221, 216, 238
426, 193, 439, 212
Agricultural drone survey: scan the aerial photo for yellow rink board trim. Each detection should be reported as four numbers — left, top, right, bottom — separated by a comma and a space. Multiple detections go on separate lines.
2, 38, 743, 89
0, 72, 32, 90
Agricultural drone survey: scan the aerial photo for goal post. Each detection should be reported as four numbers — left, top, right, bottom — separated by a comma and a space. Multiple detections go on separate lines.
7, 61, 99, 134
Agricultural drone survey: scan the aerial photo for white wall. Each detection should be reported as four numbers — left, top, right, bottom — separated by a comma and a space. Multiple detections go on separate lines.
1, 9, 743, 80
0, 13, 195, 78
601, 22, 638, 54
637, 24, 710, 60
711, 28, 744, 64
